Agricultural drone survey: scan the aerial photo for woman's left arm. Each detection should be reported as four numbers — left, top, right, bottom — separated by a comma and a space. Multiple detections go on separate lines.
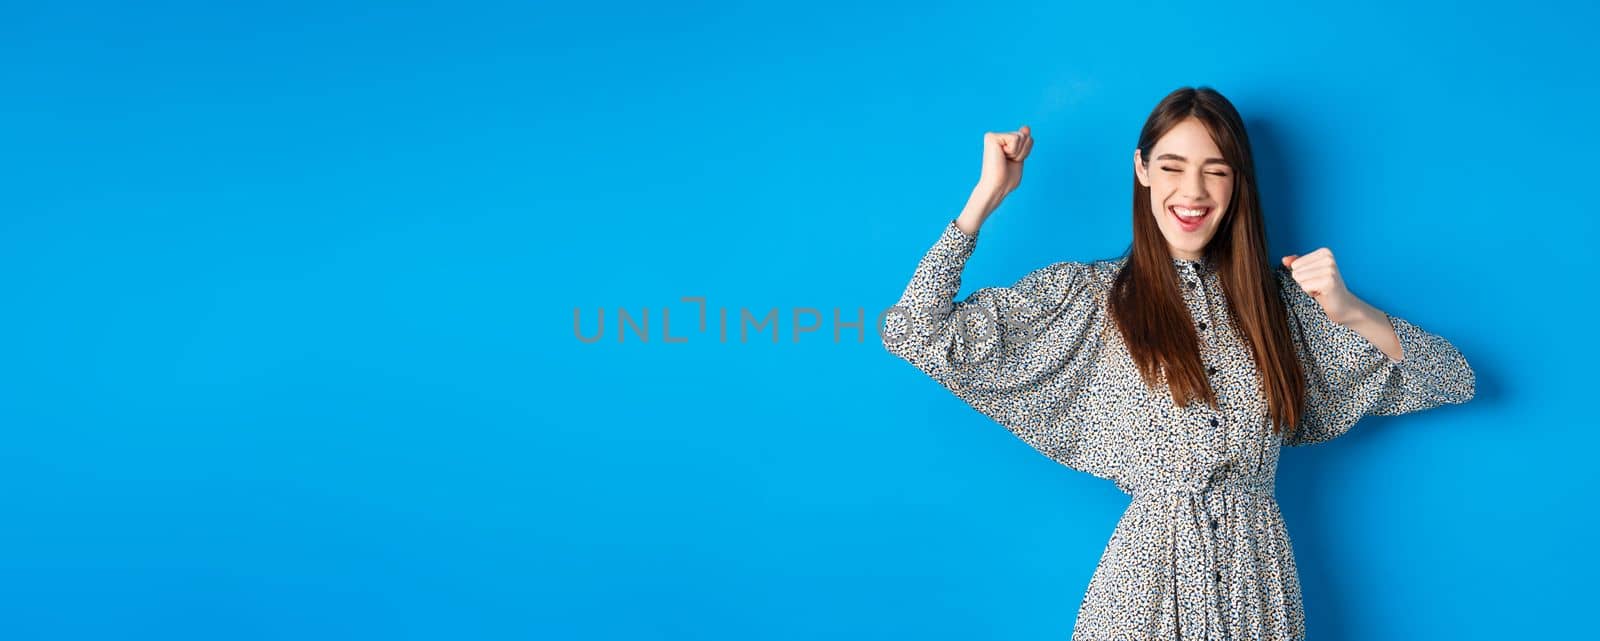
1278, 249, 1478, 446
1282, 249, 1446, 363
1340, 296, 1404, 362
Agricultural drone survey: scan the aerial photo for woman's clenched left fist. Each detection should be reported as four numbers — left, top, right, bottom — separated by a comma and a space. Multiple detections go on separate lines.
1282, 248, 1360, 325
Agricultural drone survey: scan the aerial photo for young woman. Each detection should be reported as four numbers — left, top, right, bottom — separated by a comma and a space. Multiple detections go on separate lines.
880, 86, 1476, 640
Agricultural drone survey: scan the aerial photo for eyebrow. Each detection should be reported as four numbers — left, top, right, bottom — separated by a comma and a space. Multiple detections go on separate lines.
1155, 153, 1229, 166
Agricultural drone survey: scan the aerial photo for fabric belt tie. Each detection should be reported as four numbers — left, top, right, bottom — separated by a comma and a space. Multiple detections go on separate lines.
1130, 474, 1276, 640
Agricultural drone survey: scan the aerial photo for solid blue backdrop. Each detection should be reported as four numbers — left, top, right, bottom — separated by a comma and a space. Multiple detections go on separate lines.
3, 1, 1593, 639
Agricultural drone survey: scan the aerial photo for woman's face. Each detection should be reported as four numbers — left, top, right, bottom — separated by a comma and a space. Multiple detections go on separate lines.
1134, 117, 1235, 261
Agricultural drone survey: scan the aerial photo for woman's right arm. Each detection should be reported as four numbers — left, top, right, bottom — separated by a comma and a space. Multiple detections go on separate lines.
878, 195, 1107, 474
879, 125, 1118, 474
879, 211, 1097, 395
881, 123, 1083, 387
880, 124, 1039, 389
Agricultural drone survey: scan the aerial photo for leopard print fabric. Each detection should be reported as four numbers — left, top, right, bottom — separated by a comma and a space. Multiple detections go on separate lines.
881, 219, 1476, 640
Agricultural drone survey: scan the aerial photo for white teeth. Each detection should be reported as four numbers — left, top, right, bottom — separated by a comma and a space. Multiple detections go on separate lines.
1173, 206, 1208, 219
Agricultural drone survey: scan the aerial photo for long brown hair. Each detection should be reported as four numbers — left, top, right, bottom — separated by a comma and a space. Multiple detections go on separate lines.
1108, 86, 1305, 437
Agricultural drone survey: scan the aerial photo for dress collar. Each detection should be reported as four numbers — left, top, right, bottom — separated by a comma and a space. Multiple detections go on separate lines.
1170, 254, 1216, 273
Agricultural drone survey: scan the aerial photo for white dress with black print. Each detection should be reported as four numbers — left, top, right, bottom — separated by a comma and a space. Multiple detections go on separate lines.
881, 220, 1476, 640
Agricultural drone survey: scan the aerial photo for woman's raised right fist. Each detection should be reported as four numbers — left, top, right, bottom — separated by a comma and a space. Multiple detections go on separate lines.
977, 124, 1032, 198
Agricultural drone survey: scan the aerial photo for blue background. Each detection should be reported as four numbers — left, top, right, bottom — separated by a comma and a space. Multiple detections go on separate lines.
4, 1, 1593, 639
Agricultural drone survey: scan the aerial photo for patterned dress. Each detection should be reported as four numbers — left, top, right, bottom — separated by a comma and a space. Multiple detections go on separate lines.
881, 220, 1476, 640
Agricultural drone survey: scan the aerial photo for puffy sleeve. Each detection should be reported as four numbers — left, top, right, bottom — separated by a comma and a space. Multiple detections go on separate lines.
881, 219, 1111, 475
1274, 265, 1477, 446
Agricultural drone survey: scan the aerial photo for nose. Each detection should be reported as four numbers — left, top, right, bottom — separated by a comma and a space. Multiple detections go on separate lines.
1184, 169, 1209, 200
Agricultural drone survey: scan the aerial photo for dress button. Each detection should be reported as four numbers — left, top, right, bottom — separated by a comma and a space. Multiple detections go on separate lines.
1209, 518, 1218, 530
1206, 366, 1216, 375
1198, 321, 1207, 331
1187, 280, 1198, 289
1209, 417, 1219, 427
1215, 569, 1222, 582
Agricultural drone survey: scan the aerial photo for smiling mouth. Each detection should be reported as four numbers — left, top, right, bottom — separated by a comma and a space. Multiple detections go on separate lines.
1169, 205, 1210, 228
